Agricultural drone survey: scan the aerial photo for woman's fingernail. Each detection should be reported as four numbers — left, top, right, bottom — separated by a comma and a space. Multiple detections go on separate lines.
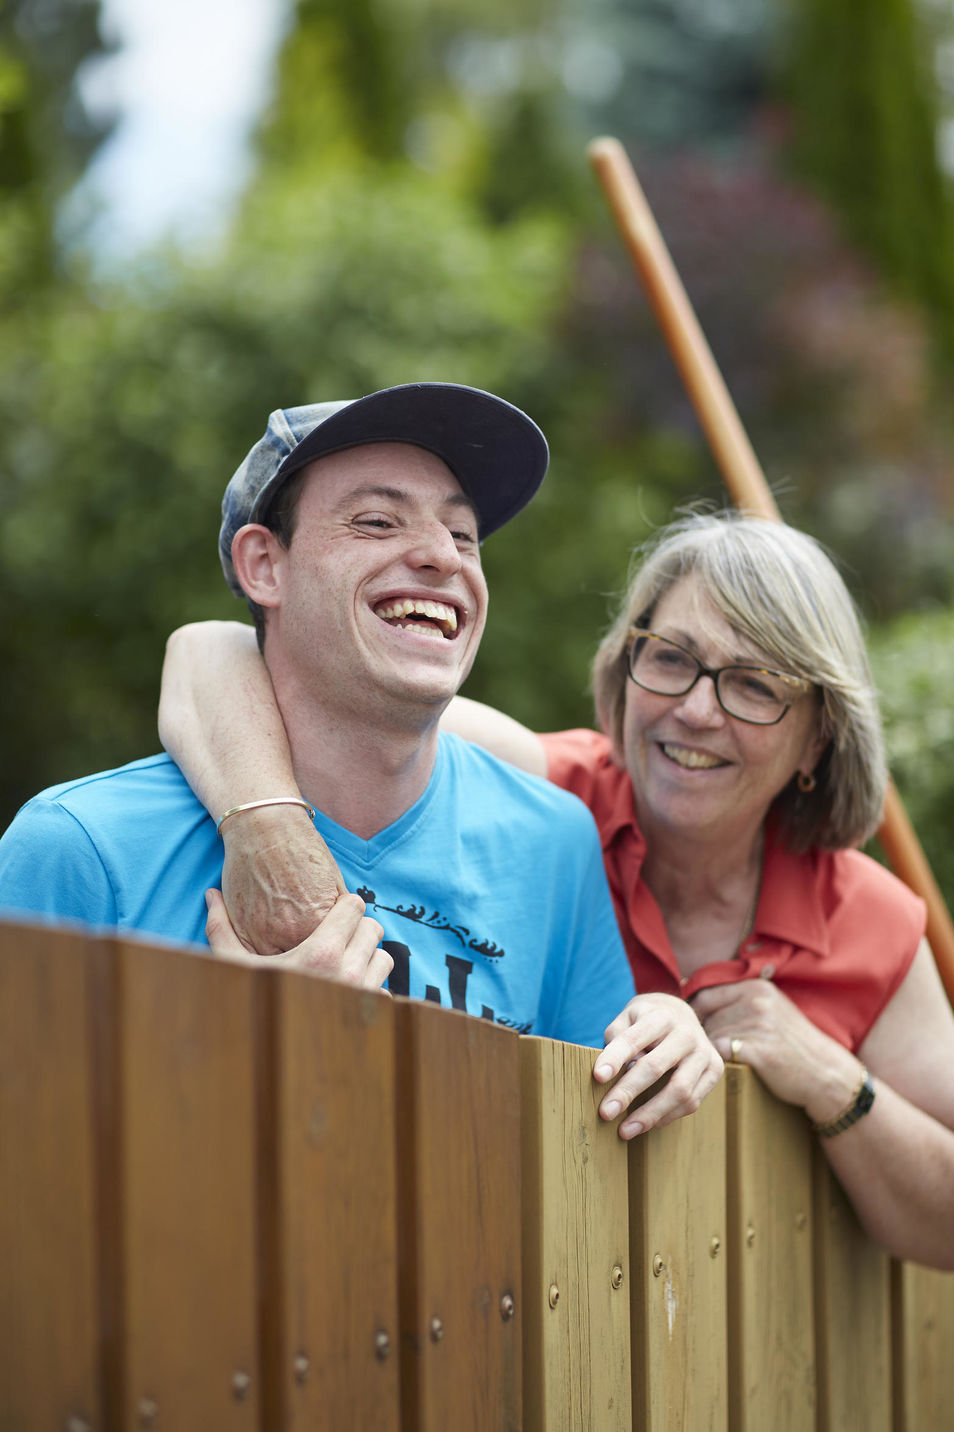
595, 1062, 614, 1081
601, 1100, 621, 1119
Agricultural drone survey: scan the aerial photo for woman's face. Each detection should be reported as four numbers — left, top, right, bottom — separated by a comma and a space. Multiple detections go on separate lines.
619, 572, 827, 846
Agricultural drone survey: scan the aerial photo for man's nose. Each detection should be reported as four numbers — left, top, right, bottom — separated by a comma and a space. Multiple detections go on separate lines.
406, 523, 463, 573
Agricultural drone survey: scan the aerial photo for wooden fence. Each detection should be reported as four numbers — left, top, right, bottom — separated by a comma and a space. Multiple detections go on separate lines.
1, 918, 952, 1431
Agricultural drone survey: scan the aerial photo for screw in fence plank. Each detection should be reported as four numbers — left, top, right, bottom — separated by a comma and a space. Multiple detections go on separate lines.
117, 940, 259, 1429
629, 1074, 728, 1432
395, 1002, 521, 1432
725, 1065, 815, 1432
520, 1036, 631, 1432
0, 922, 104, 1431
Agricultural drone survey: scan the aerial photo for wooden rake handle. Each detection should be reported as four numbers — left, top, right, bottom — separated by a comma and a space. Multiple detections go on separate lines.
587, 135, 954, 1003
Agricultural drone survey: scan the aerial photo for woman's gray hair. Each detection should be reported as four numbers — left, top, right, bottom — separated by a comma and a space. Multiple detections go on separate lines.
592, 510, 887, 852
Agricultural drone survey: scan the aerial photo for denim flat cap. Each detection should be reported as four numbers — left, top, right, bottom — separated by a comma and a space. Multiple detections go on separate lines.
219, 381, 549, 596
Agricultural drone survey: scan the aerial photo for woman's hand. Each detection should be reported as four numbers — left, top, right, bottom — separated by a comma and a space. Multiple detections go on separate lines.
691, 978, 861, 1119
593, 992, 724, 1138
205, 887, 393, 990
220, 806, 347, 955
693, 953, 954, 1269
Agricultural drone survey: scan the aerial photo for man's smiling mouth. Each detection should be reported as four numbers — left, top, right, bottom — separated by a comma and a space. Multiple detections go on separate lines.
661, 743, 727, 770
374, 598, 459, 639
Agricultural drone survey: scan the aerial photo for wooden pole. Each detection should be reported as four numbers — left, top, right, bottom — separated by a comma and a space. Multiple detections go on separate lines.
587, 135, 954, 1004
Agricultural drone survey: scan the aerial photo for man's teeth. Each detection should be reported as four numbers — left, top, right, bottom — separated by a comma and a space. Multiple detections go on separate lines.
374, 598, 458, 635
662, 744, 723, 770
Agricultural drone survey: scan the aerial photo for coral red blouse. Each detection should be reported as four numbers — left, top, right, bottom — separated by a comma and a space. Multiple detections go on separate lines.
540, 728, 925, 1053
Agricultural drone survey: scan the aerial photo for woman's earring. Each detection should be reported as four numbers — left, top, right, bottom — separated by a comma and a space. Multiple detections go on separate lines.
797, 770, 817, 794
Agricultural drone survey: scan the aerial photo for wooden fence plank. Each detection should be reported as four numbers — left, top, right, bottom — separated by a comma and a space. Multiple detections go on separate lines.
395, 1001, 522, 1432
261, 970, 400, 1430
725, 1065, 815, 1432
520, 1036, 631, 1432
892, 1262, 954, 1431
629, 1077, 727, 1432
812, 1148, 891, 1432
0, 921, 102, 1432
117, 940, 259, 1430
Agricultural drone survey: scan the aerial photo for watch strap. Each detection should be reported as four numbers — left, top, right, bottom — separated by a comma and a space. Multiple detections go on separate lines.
810, 1068, 876, 1138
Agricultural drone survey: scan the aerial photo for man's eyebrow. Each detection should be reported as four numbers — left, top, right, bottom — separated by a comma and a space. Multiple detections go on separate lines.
339, 484, 478, 519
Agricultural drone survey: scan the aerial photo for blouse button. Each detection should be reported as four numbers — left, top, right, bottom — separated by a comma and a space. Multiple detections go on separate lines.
759, 964, 776, 980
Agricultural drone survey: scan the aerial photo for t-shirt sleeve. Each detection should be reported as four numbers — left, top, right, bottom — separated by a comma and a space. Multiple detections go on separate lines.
0, 798, 117, 929
539, 804, 636, 1047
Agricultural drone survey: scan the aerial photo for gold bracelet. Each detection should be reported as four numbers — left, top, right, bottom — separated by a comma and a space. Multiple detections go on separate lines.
216, 796, 317, 834
809, 1067, 876, 1138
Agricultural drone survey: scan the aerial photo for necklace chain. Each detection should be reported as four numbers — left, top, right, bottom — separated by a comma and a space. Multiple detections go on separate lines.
736, 843, 764, 951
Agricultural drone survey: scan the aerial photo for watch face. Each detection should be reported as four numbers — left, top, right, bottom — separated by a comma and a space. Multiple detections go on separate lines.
840, 1074, 876, 1131
855, 1076, 876, 1118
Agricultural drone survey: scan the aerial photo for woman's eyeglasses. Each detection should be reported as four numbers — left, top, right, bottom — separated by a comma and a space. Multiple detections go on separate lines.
626, 628, 811, 726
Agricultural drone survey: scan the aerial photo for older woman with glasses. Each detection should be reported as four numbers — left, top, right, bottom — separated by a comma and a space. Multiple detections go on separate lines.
160, 511, 954, 1268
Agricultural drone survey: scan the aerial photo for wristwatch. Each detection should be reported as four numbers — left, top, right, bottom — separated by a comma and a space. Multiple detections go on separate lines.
810, 1068, 876, 1138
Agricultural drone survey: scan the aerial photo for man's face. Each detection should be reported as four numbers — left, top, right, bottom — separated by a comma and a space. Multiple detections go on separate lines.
267, 442, 489, 722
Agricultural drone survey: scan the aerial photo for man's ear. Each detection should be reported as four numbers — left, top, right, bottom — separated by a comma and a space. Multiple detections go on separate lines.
230, 524, 286, 608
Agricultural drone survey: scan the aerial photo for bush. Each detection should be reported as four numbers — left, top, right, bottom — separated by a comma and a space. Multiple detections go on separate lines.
868, 606, 954, 909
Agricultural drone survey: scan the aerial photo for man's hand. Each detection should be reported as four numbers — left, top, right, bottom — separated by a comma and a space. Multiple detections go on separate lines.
220, 805, 346, 955
205, 887, 393, 991
593, 993, 724, 1139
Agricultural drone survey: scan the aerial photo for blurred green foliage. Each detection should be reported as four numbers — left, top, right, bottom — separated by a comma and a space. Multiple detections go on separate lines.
2, 0, 954, 914
0, 0, 111, 287
783, 0, 954, 349
0, 167, 573, 803
869, 608, 954, 906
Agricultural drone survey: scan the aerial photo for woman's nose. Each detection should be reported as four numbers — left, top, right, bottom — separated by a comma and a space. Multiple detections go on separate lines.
673, 674, 724, 725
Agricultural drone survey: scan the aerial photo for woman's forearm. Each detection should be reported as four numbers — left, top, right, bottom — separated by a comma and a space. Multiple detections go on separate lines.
159, 620, 299, 819
156, 621, 549, 954
160, 621, 348, 955
822, 941, 954, 1268
819, 1081, 954, 1268
440, 695, 547, 776
159, 624, 548, 811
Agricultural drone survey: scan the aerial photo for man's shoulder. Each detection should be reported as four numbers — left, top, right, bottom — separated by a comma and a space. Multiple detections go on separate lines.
12, 753, 205, 834
0, 754, 218, 944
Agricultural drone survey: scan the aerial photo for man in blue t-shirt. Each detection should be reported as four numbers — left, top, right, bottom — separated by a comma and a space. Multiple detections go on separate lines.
0, 385, 631, 1041
0, 383, 721, 1121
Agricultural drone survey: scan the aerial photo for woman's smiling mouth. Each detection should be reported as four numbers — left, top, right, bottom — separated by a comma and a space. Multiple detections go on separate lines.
661, 742, 728, 771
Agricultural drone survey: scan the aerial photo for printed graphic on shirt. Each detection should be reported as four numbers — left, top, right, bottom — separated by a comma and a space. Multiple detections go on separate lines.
355, 884, 531, 1033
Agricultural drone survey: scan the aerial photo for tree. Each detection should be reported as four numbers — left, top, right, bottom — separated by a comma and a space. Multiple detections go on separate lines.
4, 0, 954, 848
0, 0, 112, 292
781, 0, 954, 348
869, 607, 954, 908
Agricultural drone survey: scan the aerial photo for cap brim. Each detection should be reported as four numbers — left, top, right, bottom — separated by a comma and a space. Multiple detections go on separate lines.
254, 382, 549, 539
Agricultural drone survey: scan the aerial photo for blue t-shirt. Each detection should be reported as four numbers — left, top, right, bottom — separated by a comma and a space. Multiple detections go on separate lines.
0, 734, 634, 1046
